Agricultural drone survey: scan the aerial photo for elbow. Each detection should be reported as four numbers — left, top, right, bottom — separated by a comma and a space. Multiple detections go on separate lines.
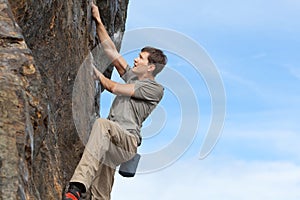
109, 83, 118, 94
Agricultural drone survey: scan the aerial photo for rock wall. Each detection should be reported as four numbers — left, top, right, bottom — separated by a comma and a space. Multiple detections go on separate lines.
0, 0, 129, 199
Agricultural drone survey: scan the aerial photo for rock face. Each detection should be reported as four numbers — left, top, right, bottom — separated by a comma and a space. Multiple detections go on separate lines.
0, 0, 129, 199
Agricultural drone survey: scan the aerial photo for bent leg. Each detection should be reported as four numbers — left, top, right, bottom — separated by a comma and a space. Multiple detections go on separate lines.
89, 120, 139, 199
70, 118, 112, 190
70, 118, 139, 196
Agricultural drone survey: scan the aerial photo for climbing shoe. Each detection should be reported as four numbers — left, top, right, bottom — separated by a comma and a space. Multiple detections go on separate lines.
63, 184, 81, 200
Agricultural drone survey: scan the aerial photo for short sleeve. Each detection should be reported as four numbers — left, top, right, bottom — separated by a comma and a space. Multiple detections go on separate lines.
133, 80, 164, 102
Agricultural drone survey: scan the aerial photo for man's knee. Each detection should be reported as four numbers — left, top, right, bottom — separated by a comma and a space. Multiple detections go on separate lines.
93, 118, 111, 132
95, 118, 109, 125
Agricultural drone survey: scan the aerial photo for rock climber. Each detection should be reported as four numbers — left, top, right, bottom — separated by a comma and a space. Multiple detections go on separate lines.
63, 3, 167, 200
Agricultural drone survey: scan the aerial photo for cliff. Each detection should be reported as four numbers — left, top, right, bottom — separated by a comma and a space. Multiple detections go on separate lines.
0, 0, 129, 199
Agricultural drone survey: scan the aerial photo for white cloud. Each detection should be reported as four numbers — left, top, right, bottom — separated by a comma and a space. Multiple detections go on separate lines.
221, 69, 261, 92
111, 158, 300, 200
287, 65, 300, 80
221, 126, 300, 160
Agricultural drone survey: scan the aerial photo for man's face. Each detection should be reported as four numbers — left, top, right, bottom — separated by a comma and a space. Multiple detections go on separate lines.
132, 51, 150, 75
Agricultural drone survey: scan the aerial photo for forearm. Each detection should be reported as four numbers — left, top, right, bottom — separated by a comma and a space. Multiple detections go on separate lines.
97, 71, 117, 93
94, 67, 135, 96
95, 21, 127, 75
95, 21, 119, 56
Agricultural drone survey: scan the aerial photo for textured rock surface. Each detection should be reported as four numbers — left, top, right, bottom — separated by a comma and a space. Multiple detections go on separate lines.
0, 0, 129, 199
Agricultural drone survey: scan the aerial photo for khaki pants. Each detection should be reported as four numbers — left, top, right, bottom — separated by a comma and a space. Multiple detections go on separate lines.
70, 118, 139, 200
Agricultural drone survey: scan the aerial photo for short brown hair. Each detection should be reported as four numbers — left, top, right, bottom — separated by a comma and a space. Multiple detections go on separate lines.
141, 46, 167, 76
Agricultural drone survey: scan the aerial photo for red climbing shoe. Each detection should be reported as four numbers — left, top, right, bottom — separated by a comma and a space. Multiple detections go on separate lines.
63, 184, 81, 200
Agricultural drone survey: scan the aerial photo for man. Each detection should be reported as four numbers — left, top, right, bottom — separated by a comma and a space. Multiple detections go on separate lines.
63, 3, 167, 200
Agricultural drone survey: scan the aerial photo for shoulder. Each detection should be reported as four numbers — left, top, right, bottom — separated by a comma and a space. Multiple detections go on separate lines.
133, 79, 164, 101
137, 79, 164, 91
121, 65, 138, 82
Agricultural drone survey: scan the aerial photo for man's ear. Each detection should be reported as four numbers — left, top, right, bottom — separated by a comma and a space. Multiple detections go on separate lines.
148, 64, 156, 72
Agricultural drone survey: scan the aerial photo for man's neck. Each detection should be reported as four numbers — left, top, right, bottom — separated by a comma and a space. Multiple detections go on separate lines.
138, 74, 154, 81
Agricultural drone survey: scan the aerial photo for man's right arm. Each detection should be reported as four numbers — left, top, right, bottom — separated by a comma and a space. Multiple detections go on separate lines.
91, 3, 127, 76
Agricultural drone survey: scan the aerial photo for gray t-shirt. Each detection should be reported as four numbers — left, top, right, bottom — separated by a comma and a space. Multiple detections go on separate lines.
107, 66, 164, 140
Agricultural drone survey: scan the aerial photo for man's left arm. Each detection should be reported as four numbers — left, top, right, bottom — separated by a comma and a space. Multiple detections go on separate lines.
94, 66, 135, 96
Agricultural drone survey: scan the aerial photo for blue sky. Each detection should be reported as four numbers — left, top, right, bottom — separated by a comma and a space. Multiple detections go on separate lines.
99, 0, 300, 199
